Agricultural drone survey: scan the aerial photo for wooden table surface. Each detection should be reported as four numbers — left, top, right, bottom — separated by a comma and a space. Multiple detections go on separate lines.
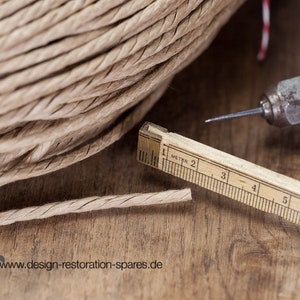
1, 1, 300, 299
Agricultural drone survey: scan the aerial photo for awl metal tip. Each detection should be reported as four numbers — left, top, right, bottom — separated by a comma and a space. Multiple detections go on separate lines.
205, 107, 264, 124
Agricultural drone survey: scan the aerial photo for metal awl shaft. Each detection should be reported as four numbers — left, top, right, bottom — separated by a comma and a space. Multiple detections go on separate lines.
205, 76, 300, 128
205, 107, 264, 123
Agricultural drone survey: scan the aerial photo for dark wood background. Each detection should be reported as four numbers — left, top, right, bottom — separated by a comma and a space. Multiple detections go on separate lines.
1, 1, 300, 299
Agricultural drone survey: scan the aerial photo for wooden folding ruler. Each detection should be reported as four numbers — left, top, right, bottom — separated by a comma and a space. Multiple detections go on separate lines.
137, 122, 300, 224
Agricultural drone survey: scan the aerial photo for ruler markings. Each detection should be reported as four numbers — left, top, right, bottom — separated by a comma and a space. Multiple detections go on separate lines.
256, 195, 261, 211
166, 159, 171, 173
244, 191, 249, 206
292, 210, 297, 223
137, 122, 300, 224
257, 183, 261, 196
220, 181, 224, 195
200, 172, 204, 188
270, 201, 275, 216
165, 143, 298, 199
279, 205, 283, 218
266, 199, 271, 213
167, 159, 281, 212
191, 167, 195, 183
189, 168, 192, 183
202, 174, 207, 190
249, 193, 253, 207
263, 197, 268, 211
216, 179, 221, 194
275, 203, 280, 217
210, 177, 214, 191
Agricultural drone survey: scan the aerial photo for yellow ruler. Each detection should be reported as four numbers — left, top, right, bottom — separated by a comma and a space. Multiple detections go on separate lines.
137, 122, 300, 224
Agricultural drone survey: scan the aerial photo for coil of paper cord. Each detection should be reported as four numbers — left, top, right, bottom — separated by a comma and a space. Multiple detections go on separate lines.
0, 0, 245, 186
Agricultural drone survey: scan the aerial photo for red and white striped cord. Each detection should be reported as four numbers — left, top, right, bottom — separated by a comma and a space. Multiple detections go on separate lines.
257, 0, 271, 61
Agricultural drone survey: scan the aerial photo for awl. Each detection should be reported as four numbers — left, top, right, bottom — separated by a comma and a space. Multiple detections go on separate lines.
205, 76, 300, 128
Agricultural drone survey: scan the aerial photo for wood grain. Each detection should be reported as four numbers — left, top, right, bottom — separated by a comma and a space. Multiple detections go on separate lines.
1, 1, 300, 299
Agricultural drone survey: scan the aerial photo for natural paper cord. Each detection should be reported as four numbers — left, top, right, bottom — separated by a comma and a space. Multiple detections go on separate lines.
0, 188, 192, 226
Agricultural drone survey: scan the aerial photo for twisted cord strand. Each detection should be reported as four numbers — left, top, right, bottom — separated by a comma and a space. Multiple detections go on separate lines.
0, 188, 192, 226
